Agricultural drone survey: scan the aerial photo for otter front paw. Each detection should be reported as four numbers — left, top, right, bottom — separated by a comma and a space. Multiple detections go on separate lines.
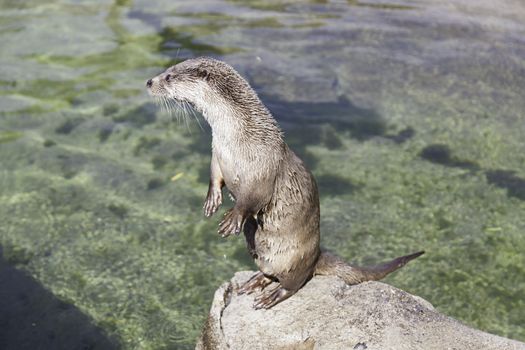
218, 208, 244, 237
203, 187, 222, 217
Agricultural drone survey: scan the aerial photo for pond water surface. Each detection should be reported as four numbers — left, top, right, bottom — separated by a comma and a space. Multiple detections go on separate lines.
0, 0, 524, 349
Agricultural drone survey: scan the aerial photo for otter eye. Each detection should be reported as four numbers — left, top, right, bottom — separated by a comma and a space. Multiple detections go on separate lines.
165, 74, 172, 81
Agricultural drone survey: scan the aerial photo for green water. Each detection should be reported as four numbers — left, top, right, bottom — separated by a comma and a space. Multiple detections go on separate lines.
0, 1, 524, 349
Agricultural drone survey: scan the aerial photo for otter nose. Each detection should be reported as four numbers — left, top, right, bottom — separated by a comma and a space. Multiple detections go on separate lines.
146, 79, 152, 88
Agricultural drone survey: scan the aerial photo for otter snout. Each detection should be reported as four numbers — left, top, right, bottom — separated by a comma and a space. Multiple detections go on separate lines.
146, 79, 153, 88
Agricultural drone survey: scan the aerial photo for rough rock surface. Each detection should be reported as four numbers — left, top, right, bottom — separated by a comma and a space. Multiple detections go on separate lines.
196, 271, 525, 350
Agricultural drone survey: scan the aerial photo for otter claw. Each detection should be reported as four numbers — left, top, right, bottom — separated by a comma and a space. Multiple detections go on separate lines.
218, 208, 244, 237
204, 188, 222, 217
238, 272, 273, 295
253, 286, 291, 310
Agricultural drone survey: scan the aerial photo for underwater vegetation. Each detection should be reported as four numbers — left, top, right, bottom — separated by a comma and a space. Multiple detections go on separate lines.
0, 0, 524, 348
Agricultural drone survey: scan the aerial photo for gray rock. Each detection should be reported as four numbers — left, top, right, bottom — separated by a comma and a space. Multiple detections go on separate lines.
196, 271, 525, 350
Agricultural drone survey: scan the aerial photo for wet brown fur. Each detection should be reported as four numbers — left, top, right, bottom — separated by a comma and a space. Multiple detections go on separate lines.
147, 57, 424, 309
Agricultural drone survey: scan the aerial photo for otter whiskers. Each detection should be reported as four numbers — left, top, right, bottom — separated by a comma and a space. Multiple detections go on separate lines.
154, 96, 203, 132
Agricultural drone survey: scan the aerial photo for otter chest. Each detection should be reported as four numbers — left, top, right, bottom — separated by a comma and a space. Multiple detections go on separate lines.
213, 139, 249, 196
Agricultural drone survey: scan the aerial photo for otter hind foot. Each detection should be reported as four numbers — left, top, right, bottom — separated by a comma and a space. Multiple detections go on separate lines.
253, 285, 295, 309
238, 272, 273, 295
218, 208, 244, 237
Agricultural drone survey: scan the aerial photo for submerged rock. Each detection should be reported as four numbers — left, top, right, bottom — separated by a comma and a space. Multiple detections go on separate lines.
196, 271, 525, 350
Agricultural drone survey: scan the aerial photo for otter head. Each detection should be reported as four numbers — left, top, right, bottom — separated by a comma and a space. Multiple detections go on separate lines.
146, 57, 250, 118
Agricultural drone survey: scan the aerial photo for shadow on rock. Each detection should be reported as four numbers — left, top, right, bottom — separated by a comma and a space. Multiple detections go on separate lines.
112, 103, 157, 128
265, 95, 387, 141
261, 94, 389, 170
316, 173, 360, 197
420, 144, 525, 201
419, 144, 480, 171
485, 170, 525, 201
0, 249, 119, 350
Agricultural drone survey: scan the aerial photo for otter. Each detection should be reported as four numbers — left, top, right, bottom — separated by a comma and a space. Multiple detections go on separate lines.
146, 57, 424, 309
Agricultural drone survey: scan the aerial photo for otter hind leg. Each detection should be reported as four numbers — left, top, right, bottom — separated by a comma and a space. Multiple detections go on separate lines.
252, 265, 315, 309
238, 271, 274, 295
253, 284, 296, 309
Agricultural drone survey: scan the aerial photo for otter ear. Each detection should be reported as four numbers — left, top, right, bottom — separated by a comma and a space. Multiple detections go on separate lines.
196, 68, 211, 81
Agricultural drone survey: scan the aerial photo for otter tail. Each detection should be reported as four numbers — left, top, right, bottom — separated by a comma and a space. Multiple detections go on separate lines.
314, 250, 424, 284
